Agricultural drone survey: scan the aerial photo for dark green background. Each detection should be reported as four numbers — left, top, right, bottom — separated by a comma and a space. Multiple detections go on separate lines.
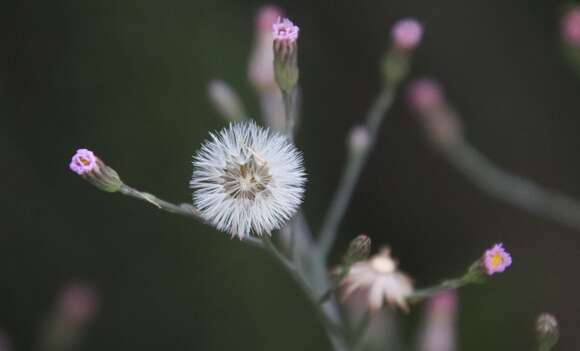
2, 0, 579, 349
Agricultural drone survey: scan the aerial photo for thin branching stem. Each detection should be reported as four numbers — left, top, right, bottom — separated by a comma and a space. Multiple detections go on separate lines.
318, 88, 396, 256
118, 184, 263, 248
445, 140, 580, 231
407, 278, 466, 304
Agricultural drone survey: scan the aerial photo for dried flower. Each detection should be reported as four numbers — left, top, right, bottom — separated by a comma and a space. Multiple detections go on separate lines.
391, 18, 423, 51
69, 148, 123, 192
273, 17, 300, 93
208, 80, 246, 121
537, 313, 559, 351
248, 5, 282, 93
483, 243, 512, 275
341, 248, 414, 312
190, 121, 306, 239
69, 149, 97, 175
562, 7, 580, 47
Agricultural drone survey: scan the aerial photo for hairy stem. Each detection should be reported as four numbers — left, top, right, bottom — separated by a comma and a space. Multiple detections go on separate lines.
318, 88, 396, 256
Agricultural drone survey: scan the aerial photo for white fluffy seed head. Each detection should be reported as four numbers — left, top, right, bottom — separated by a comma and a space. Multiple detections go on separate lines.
190, 121, 306, 239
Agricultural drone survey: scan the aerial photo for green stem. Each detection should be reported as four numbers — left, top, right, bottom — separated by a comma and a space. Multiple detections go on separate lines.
118, 184, 263, 248
445, 140, 580, 231
318, 88, 396, 256
407, 278, 466, 304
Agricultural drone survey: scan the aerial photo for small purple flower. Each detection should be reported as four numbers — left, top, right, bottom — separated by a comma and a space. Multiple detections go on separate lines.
562, 7, 580, 47
69, 149, 97, 175
391, 18, 423, 51
272, 17, 299, 43
483, 243, 512, 275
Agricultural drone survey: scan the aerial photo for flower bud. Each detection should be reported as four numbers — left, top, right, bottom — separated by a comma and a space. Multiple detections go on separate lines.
382, 18, 423, 86
343, 234, 371, 266
58, 283, 99, 324
348, 125, 371, 155
273, 17, 300, 93
248, 6, 282, 93
69, 149, 123, 192
407, 79, 464, 149
207, 80, 246, 121
562, 7, 580, 48
537, 313, 559, 351
391, 18, 423, 52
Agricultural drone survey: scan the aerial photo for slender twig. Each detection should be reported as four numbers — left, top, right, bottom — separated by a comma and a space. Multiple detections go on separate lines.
406, 278, 466, 304
318, 88, 396, 256
444, 140, 580, 231
282, 89, 296, 142
118, 184, 263, 248
261, 236, 345, 339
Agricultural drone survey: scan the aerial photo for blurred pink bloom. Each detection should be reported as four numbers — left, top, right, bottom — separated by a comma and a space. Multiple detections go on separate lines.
391, 18, 423, 51
407, 79, 443, 113
273, 17, 299, 43
562, 7, 580, 47
248, 6, 283, 93
59, 283, 99, 324
483, 243, 512, 275
69, 149, 97, 175
419, 291, 457, 351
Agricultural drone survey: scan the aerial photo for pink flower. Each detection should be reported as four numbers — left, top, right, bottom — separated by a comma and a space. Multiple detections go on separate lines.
256, 5, 282, 33
58, 283, 99, 324
69, 149, 97, 175
273, 17, 299, 43
562, 7, 580, 47
407, 79, 443, 114
483, 243, 512, 275
391, 18, 423, 51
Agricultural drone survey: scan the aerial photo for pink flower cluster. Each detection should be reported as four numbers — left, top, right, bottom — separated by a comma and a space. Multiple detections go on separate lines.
273, 17, 299, 43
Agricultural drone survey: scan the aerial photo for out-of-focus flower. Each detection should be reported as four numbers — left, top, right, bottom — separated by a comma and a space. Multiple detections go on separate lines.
483, 243, 512, 275
208, 80, 246, 121
561, 7, 580, 47
0, 332, 10, 351
69, 149, 97, 175
190, 121, 306, 239
391, 18, 423, 51
341, 248, 414, 312
69, 148, 123, 192
407, 79, 463, 149
273, 17, 300, 93
537, 313, 559, 351
382, 18, 423, 85
407, 79, 444, 114
248, 6, 282, 93
58, 283, 99, 324
348, 126, 371, 155
418, 291, 457, 351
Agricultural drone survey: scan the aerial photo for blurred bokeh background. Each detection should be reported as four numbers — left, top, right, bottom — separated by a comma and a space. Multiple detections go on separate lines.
2, 0, 580, 349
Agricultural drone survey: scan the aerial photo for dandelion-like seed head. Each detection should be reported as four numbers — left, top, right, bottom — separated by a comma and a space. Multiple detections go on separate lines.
191, 121, 306, 239
483, 243, 512, 275
341, 248, 413, 312
69, 149, 97, 175
273, 17, 299, 43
